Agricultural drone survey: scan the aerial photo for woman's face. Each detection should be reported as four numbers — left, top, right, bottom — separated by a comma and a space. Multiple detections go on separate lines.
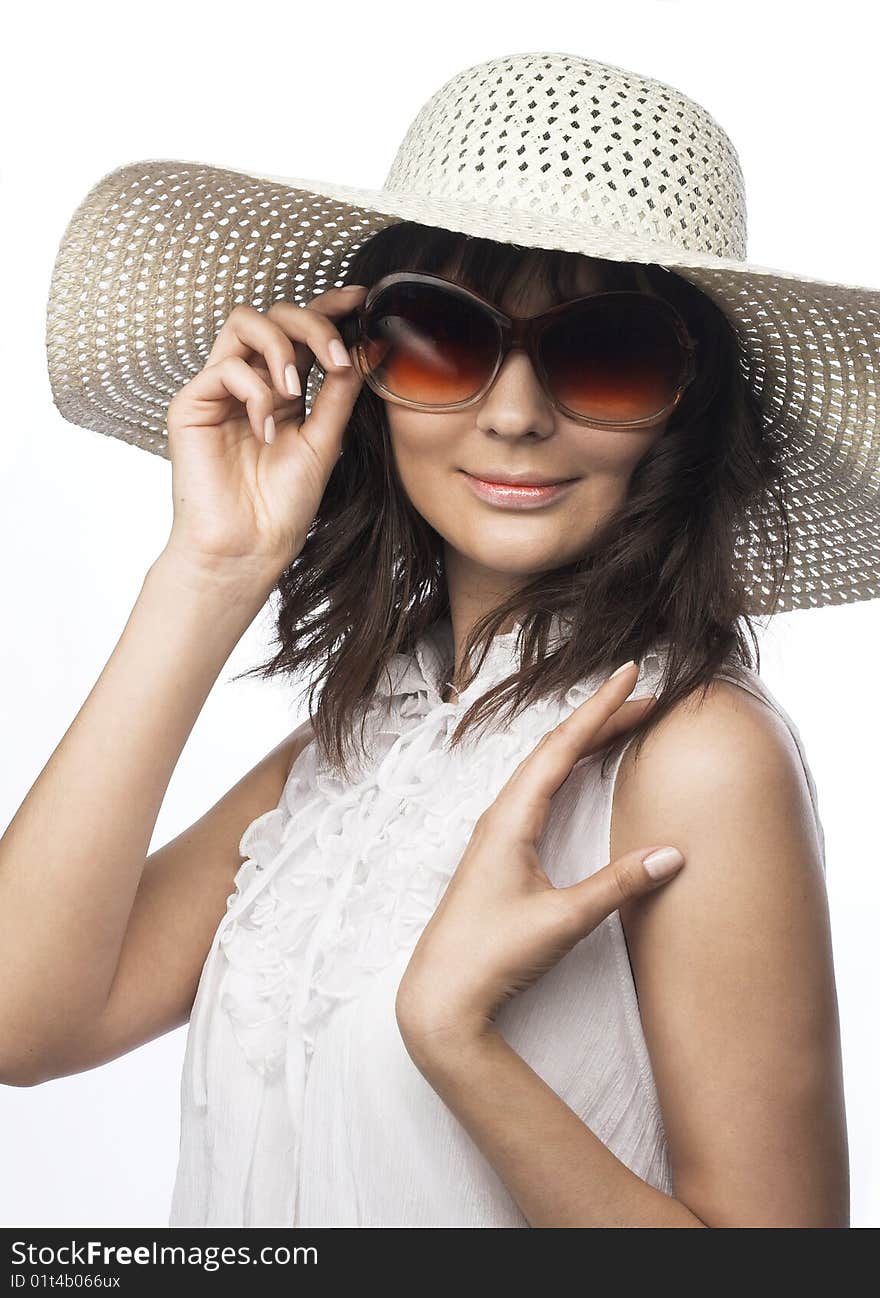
384, 257, 669, 591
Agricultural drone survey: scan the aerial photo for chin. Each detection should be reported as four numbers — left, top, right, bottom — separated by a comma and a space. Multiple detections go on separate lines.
461, 545, 572, 578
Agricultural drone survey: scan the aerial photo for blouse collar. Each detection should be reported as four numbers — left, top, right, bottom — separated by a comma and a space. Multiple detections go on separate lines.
377, 610, 578, 711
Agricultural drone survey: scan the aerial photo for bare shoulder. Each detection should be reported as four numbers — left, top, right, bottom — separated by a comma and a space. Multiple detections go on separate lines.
608, 676, 847, 1225
613, 675, 810, 827
611, 672, 825, 967
277, 715, 316, 781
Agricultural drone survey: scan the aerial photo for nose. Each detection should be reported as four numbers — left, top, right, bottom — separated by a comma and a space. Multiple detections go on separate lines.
473, 345, 556, 438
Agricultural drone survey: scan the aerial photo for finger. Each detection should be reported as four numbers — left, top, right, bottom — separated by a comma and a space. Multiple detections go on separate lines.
178, 355, 277, 442
553, 844, 686, 941
491, 662, 644, 838
295, 343, 364, 470
206, 288, 368, 407
581, 694, 658, 752
246, 358, 303, 427
307, 283, 369, 312
207, 304, 303, 403
503, 695, 655, 792
266, 287, 368, 394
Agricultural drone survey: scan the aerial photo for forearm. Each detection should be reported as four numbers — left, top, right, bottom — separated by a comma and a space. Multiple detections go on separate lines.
408, 1028, 706, 1228
0, 546, 277, 1067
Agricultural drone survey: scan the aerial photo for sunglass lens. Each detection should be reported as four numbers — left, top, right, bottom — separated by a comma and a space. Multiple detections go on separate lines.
360, 281, 498, 405
541, 294, 688, 423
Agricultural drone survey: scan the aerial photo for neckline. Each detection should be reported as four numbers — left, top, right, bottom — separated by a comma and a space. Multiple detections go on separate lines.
376, 613, 672, 713
411, 610, 575, 710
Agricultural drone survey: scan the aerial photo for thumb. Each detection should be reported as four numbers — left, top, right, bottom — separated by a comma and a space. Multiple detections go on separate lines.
558, 844, 686, 936
295, 356, 364, 477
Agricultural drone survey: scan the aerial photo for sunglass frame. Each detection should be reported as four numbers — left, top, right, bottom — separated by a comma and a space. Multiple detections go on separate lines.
342, 271, 699, 429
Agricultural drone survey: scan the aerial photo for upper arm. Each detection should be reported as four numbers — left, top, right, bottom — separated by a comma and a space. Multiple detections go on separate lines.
610, 679, 849, 1227
44, 718, 315, 1081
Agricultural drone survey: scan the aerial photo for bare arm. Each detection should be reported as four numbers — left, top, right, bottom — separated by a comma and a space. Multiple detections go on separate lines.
35, 713, 315, 1085
0, 549, 279, 1084
0, 284, 366, 1086
399, 677, 848, 1227
611, 680, 849, 1226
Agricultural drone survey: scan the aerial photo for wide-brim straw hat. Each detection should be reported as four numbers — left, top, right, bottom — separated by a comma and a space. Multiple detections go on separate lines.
45, 50, 879, 615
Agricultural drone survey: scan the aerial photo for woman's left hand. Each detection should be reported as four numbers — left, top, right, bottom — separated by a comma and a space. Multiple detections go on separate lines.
395, 660, 686, 1062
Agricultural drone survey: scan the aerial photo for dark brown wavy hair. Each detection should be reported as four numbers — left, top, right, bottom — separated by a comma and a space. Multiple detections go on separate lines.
231, 221, 790, 782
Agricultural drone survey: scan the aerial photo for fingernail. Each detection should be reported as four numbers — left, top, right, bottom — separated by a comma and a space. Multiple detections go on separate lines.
264, 415, 276, 445
340, 284, 366, 292
285, 364, 301, 397
609, 659, 636, 679
642, 847, 685, 880
329, 339, 352, 367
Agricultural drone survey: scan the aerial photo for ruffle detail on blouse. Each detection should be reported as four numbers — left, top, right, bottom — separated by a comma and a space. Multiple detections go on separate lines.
215, 696, 557, 1086
209, 616, 669, 1098
180, 614, 674, 1225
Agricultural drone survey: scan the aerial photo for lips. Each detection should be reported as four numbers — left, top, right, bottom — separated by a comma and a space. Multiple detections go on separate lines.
460, 471, 578, 509
464, 470, 574, 487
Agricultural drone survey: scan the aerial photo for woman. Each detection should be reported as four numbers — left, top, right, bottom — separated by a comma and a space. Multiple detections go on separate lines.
6, 51, 865, 1227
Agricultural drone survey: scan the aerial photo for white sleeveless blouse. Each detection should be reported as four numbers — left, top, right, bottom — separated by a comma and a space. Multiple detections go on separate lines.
169, 614, 826, 1227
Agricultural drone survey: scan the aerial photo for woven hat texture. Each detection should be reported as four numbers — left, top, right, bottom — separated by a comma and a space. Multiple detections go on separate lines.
45, 50, 880, 614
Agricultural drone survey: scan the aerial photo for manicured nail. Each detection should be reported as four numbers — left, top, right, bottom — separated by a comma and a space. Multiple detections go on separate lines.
264, 415, 276, 445
328, 339, 352, 367
609, 659, 636, 679
642, 847, 685, 880
285, 364, 301, 397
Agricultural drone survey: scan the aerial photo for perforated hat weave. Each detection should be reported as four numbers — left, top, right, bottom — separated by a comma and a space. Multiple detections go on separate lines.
46, 50, 880, 614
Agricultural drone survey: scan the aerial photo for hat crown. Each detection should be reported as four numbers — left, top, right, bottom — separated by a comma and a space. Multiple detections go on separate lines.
383, 51, 748, 260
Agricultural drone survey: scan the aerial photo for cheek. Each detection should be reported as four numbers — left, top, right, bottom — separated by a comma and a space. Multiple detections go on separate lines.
573, 431, 659, 476
386, 414, 462, 504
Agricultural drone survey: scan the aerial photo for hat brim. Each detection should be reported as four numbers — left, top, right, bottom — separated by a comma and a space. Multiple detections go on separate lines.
45, 158, 880, 613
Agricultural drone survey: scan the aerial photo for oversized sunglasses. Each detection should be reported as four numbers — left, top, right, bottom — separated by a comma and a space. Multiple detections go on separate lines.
337, 271, 698, 429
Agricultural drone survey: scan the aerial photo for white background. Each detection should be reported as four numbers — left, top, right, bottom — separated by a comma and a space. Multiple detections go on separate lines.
1, 0, 877, 1228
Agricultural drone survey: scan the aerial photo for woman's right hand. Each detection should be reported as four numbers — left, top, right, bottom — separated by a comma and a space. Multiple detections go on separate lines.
162, 285, 368, 580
